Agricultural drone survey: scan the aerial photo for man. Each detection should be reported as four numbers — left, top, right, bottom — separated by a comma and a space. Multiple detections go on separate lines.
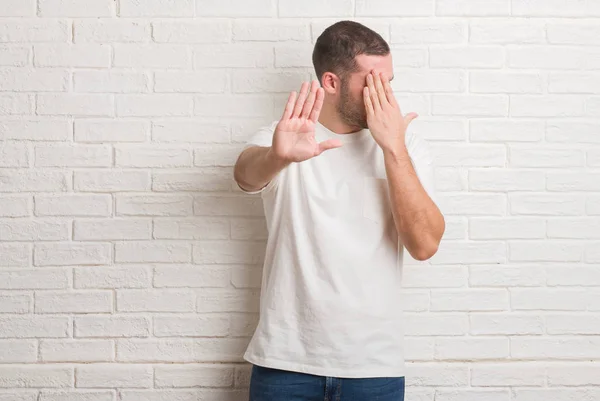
233, 20, 445, 401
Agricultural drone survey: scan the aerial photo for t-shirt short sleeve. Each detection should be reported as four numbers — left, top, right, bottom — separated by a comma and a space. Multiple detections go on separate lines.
238, 120, 280, 195
406, 132, 438, 206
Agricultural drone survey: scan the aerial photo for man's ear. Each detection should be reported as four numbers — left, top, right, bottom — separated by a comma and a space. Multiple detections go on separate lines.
321, 72, 340, 95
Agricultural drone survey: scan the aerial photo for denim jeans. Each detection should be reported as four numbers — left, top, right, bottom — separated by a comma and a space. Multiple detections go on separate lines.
249, 364, 405, 401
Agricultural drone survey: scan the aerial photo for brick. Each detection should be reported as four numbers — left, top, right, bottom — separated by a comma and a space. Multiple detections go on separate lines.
115, 241, 191, 263
154, 218, 229, 240
469, 169, 545, 191
153, 169, 231, 192
0, 20, 69, 42
0, 316, 70, 338
434, 168, 465, 192
0, 93, 32, 115
117, 95, 192, 117
431, 144, 505, 167
471, 363, 545, 386
195, 95, 273, 118
589, 149, 600, 167
197, 289, 260, 313
514, 389, 600, 401
0, 243, 29, 266
116, 195, 192, 216
75, 120, 148, 143
0, 294, 31, 313
403, 290, 430, 312
0, 119, 69, 141
230, 218, 268, 240
510, 95, 585, 117
431, 289, 508, 311
547, 364, 600, 386
114, 44, 190, 68
356, 0, 433, 16
74, 219, 150, 241
0, 0, 35, 16
76, 365, 152, 388
435, 389, 510, 401
37, 94, 113, 117
549, 73, 600, 94
390, 21, 464, 44
154, 365, 234, 388
120, 0, 193, 17
435, 338, 509, 360
470, 72, 542, 94
470, 218, 544, 240
75, 20, 150, 43
0, 142, 28, 167
34, 243, 111, 266
232, 71, 307, 94
74, 315, 150, 338
512, 337, 600, 359
407, 364, 469, 386
117, 290, 195, 312
117, 339, 194, 362
430, 46, 504, 68
403, 266, 467, 288
510, 193, 584, 216
432, 95, 508, 116
39, 391, 115, 401
119, 390, 247, 401
74, 71, 149, 93
193, 195, 264, 216
35, 44, 110, 67
229, 313, 259, 337
35, 144, 112, 167
509, 46, 600, 70
0, 195, 30, 217
198, 0, 273, 16
470, 120, 543, 142
0, 69, 68, 91
153, 20, 230, 43
548, 218, 600, 239
511, 288, 589, 311
404, 313, 467, 336
438, 194, 506, 216
35, 194, 111, 217
0, 366, 72, 388
437, 0, 508, 15
431, 241, 506, 265
35, 291, 112, 313
546, 314, 600, 335
547, 266, 600, 286
0, 45, 30, 66
388, 47, 428, 68
588, 97, 600, 116
0, 340, 36, 362
470, 20, 545, 43
0, 170, 69, 192
153, 315, 229, 337
0, 269, 68, 289
393, 70, 465, 93
231, 266, 262, 289
115, 145, 191, 167
510, 241, 582, 262
194, 144, 241, 167
470, 313, 543, 335
40, 339, 114, 362
39, 0, 114, 16
548, 23, 600, 45
509, 146, 583, 167
193, 241, 265, 264
512, 0, 600, 17
75, 266, 151, 288
194, 44, 273, 68
470, 265, 545, 287
274, 44, 312, 68
411, 119, 467, 142
235, 20, 307, 42
548, 173, 600, 191
405, 338, 434, 361
441, 217, 468, 240
74, 171, 150, 192
152, 121, 229, 143
193, 338, 247, 362
155, 71, 226, 93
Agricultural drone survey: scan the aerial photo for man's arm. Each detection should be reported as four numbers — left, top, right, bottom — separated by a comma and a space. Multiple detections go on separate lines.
234, 146, 289, 193
364, 71, 445, 260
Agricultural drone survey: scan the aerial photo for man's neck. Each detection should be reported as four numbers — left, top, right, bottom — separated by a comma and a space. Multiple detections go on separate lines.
318, 102, 363, 135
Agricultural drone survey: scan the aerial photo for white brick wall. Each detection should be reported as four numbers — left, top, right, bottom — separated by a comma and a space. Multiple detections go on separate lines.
0, 1, 598, 400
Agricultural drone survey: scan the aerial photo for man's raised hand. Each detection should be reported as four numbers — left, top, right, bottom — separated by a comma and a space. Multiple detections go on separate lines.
271, 80, 342, 163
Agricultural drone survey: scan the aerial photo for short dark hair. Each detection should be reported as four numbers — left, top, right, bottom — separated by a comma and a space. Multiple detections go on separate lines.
312, 20, 390, 84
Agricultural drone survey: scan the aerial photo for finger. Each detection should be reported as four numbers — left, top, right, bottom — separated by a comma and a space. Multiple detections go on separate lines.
300, 80, 318, 119
383, 79, 398, 107
281, 91, 297, 120
374, 72, 388, 106
292, 82, 310, 118
404, 112, 419, 126
363, 87, 374, 116
308, 87, 324, 123
367, 73, 381, 111
316, 139, 343, 155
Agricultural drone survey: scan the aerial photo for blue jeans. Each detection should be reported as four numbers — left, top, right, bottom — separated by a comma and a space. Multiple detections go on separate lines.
249, 364, 405, 401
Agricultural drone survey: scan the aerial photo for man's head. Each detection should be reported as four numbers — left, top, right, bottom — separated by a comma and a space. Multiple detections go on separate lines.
313, 21, 393, 129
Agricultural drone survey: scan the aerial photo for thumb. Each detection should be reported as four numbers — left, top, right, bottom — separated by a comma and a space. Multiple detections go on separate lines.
404, 112, 418, 125
316, 139, 343, 156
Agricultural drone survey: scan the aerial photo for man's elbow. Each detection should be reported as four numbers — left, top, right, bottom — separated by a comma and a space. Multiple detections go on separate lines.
409, 241, 440, 261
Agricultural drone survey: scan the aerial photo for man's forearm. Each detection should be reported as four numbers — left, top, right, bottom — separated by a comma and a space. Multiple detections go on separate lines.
383, 147, 445, 261
234, 146, 290, 192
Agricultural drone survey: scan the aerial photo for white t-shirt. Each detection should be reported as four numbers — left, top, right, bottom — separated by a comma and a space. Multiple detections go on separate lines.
240, 121, 436, 378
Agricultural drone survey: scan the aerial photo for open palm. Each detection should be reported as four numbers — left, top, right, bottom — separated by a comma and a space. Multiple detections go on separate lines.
272, 81, 342, 163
